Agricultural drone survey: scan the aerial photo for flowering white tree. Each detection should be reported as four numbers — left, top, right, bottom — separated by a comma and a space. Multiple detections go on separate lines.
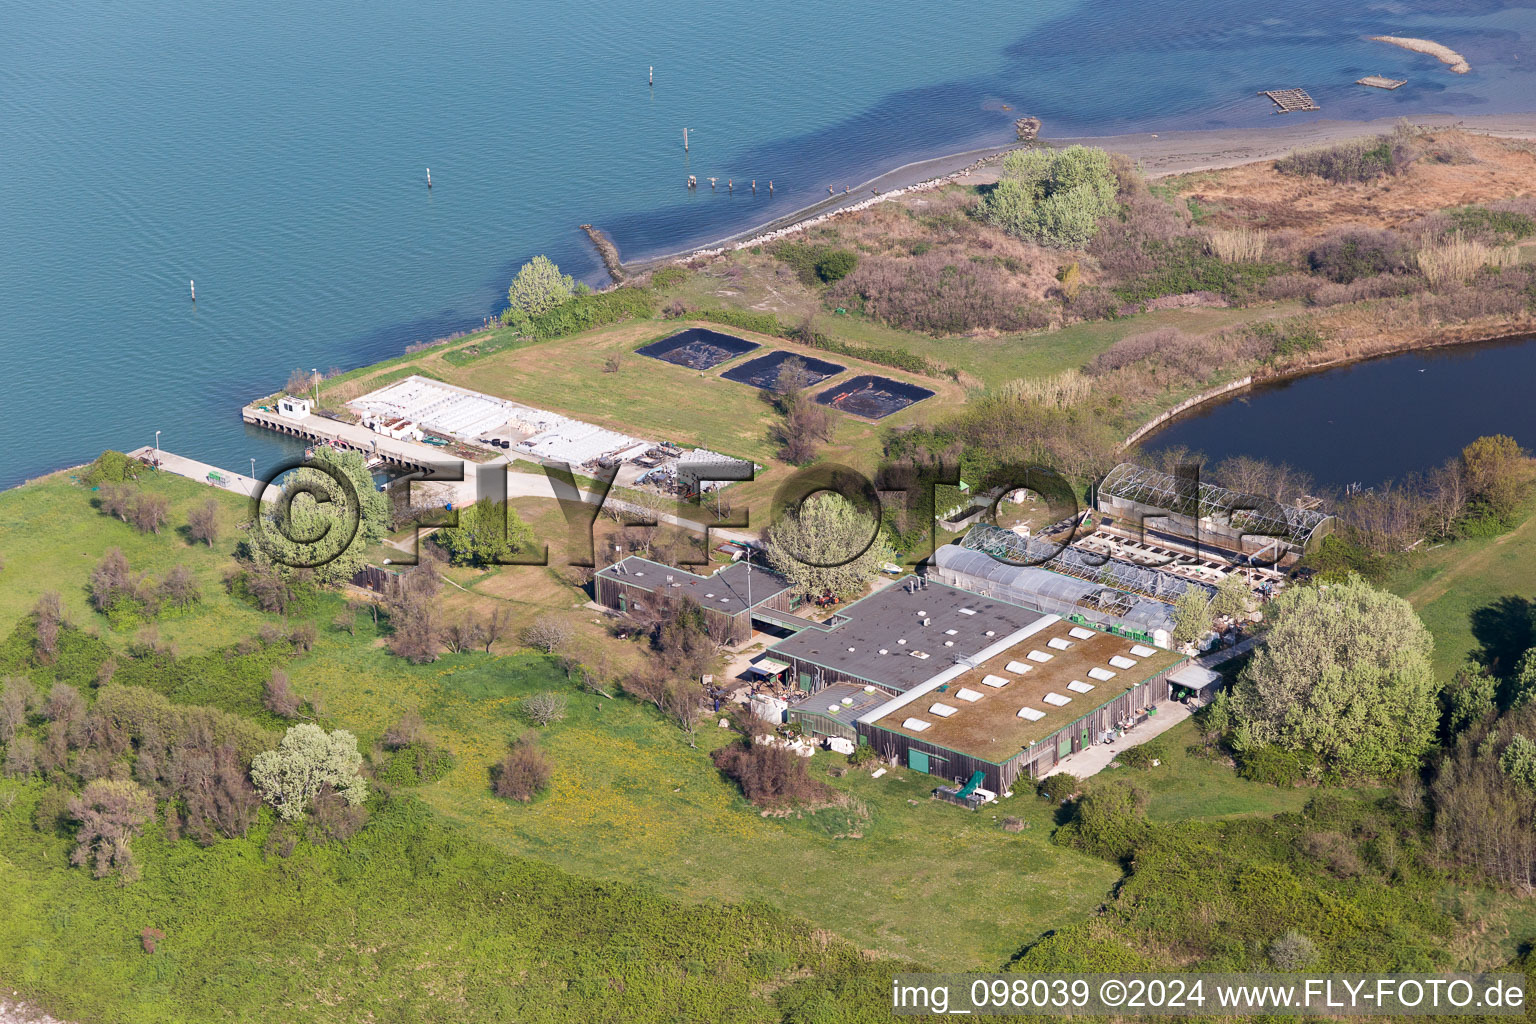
251, 724, 368, 821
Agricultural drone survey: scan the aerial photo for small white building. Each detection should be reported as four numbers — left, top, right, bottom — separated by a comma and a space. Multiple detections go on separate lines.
363, 416, 423, 442
277, 395, 312, 420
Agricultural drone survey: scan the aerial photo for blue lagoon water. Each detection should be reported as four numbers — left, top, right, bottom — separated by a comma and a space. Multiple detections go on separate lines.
3, 0, 1534, 486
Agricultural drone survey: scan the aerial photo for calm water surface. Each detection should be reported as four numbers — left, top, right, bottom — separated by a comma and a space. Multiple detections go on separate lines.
1145, 335, 1536, 489
4, 0, 1535, 486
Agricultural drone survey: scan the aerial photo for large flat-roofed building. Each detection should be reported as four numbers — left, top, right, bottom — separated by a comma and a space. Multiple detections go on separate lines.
594, 555, 807, 644
773, 576, 1186, 790
767, 577, 1049, 695
856, 617, 1184, 791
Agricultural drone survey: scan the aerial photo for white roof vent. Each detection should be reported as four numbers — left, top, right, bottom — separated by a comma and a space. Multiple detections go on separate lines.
958, 608, 977, 616
1043, 692, 1072, 707
878, 648, 889, 655
902, 717, 932, 732
909, 650, 930, 660
929, 703, 958, 718
1018, 707, 1045, 721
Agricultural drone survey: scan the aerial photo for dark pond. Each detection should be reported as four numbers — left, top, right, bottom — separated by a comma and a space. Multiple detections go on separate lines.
1144, 335, 1536, 490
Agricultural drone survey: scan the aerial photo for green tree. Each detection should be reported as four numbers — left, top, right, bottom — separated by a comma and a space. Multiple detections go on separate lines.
250, 447, 389, 586
1509, 648, 1536, 710
1211, 574, 1250, 620
1442, 660, 1497, 736
1462, 434, 1534, 523
764, 492, 893, 600
979, 145, 1118, 247
1499, 734, 1536, 794
506, 255, 574, 326
1233, 575, 1437, 780
251, 723, 368, 821
431, 500, 535, 567
1171, 589, 1213, 646
813, 249, 858, 283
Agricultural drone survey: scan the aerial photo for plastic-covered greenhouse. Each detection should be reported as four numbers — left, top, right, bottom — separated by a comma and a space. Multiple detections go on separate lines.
959, 524, 1212, 604
1097, 462, 1333, 550
932, 543, 1187, 639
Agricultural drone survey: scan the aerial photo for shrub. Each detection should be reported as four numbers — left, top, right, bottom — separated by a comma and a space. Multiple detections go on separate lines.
1114, 237, 1291, 307
493, 736, 552, 802
1117, 741, 1164, 770
814, 248, 859, 283
1274, 137, 1407, 184
1447, 204, 1536, 243
503, 286, 657, 340
650, 265, 689, 288
1307, 229, 1408, 283
82, 450, 141, 485
1268, 929, 1318, 970
68, 779, 155, 883
522, 691, 568, 726
1036, 772, 1078, 803
828, 252, 1053, 334
374, 740, 456, 786
1235, 743, 1310, 787
980, 146, 1119, 247
711, 741, 835, 809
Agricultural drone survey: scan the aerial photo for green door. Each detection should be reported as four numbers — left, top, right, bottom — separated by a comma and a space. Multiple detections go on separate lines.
1058, 734, 1072, 758
618, 595, 627, 613
798, 672, 813, 692
908, 749, 930, 774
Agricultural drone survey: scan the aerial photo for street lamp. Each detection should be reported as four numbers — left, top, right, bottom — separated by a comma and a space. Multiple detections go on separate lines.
311, 368, 320, 406
154, 430, 160, 466
250, 457, 256, 479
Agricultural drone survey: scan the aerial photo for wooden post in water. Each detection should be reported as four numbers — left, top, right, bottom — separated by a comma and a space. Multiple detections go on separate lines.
189, 279, 195, 302
751, 180, 756, 194
683, 127, 689, 151
426, 168, 432, 189
649, 66, 654, 87
768, 180, 773, 193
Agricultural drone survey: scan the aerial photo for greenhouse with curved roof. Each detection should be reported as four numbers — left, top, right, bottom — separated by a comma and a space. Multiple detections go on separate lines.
1094, 462, 1333, 563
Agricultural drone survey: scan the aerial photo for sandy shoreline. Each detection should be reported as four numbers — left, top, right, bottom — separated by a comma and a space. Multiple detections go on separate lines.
628, 111, 1536, 272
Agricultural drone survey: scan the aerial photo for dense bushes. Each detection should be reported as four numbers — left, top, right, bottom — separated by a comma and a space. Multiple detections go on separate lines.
772, 242, 859, 283
1234, 744, 1311, 787
516, 286, 657, 339
1114, 237, 1291, 307
82, 450, 142, 485
711, 740, 836, 809
1054, 789, 1454, 970
829, 252, 1054, 334
1307, 229, 1410, 283
492, 734, 552, 802
1275, 137, 1411, 184
980, 146, 1119, 247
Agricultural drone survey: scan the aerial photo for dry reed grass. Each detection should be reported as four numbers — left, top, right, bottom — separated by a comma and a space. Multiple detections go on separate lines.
1207, 227, 1267, 263
1416, 233, 1520, 286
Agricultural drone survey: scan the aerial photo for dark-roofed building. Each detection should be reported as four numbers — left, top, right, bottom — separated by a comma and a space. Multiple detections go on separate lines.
765, 576, 1187, 791
766, 576, 1048, 695
594, 555, 804, 644
785, 682, 889, 742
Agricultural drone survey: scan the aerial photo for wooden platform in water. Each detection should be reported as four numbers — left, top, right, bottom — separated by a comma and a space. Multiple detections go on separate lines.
1259, 88, 1320, 113
1357, 75, 1407, 90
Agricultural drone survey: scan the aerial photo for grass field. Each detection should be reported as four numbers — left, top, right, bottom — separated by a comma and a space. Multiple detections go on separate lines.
0, 470, 262, 657
1389, 505, 1536, 679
